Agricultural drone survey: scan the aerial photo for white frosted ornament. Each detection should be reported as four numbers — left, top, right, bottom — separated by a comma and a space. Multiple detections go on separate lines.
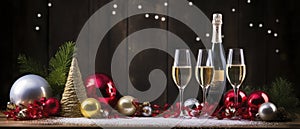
258, 102, 277, 121
9, 74, 52, 106
184, 98, 201, 117
142, 106, 152, 117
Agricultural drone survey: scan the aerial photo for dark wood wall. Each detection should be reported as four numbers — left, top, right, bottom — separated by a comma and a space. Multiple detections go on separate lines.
1, 0, 300, 109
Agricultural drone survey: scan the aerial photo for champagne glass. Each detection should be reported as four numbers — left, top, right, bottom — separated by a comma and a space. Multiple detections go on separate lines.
172, 49, 192, 118
226, 48, 246, 119
195, 49, 214, 117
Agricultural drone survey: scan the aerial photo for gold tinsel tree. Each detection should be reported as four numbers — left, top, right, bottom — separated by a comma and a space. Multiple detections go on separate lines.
60, 57, 87, 117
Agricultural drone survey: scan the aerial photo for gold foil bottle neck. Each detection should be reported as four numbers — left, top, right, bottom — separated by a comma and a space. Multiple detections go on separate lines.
212, 13, 222, 25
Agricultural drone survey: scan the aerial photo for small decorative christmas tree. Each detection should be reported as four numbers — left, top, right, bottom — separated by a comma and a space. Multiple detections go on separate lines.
60, 57, 87, 117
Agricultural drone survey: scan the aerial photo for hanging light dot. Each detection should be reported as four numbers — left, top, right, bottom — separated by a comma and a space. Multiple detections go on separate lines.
274, 33, 278, 37
112, 11, 116, 15
164, 2, 168, 7
188, 2, 193, 6
35, 26, 40, 31
161, 17, 166, 22
247, 0, 251, 4
249, 23, 253, 27
222, 35, 225, 38
232, 8, 236, 12
259, 23, 263, 28
205, 33, 210, 37
276, 19, 279, 23
154, 15, 159, 20
275, 49, 280, 53
37, 13, 42, 18
145, 14, 150, 18
267, 29, 272, 34
138, 5, 142, 9
48, 3, 52, 7
196, 37, 200, 41
113, 4, 118, 9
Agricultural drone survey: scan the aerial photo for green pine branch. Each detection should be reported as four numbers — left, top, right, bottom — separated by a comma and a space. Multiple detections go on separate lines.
17, 54, 47, 77
268, 77, 299, 111
47, 41, 75, 98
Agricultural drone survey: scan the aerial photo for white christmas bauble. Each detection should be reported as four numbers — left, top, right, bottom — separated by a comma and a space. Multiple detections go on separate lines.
10, 74, 52, 106
258, 102, 277, 121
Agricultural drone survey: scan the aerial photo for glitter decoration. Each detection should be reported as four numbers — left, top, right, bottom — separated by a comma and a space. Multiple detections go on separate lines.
112, 11, 116, 15
35, 26, 40, 31
205, 33, 210, 37
267, 30, 272, 34
37, 13, 42, 18
138, 5, 142, 9
232, 8, 236, 12
47, 117, 282, 127
145, 14, 149, 18
113, 4, 118, 9
154, 15, 159, 20
164, 2, 168, 7
249, 23, 253, 27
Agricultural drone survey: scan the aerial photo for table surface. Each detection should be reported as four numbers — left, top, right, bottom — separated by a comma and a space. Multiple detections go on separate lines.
0, 113, 299, 129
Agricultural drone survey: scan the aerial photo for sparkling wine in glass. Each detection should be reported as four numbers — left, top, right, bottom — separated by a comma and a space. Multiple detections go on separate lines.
226, 48, 246, 119
172, 49, 192, 118
195, 49, 214, 117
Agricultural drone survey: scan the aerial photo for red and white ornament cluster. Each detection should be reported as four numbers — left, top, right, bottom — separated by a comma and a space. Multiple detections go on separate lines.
213, 89, 271, 120
4, 97, 60, 120
5, 73, 277, 121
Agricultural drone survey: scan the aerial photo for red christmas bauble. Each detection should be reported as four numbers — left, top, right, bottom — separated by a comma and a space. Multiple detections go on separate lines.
85, 74, 118, 106
247, 90, 269, 109
224, 89, 247, 107
44, 97, 60, 115
247, 107, 258, 119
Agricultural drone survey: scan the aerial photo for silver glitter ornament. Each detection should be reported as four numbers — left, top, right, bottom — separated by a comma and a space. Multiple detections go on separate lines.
10, 74, 52, 106
258, 102, 277, 121
100, 109, 109, 118
184, 98, 200, 117
142, 106, 152, 117
17, 109, 28, 119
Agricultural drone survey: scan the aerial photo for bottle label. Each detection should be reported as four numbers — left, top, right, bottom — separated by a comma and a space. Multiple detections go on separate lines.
214, 70, 225, 81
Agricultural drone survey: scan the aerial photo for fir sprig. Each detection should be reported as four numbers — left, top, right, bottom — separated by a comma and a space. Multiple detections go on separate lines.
17, 54, 47, 77
268, 77, 299, 111
47, 41, 75, 98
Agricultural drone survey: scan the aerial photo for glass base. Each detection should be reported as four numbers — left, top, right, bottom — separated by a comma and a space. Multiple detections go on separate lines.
177, 112, 191, 119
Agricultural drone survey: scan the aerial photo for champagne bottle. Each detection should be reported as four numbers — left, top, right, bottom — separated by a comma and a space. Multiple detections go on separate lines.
207, 13, 226, 111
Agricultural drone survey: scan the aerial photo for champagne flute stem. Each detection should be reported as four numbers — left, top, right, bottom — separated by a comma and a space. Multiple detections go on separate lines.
233, 86, 239, 108
179, 88, 184, 117
202, 87, 207, 107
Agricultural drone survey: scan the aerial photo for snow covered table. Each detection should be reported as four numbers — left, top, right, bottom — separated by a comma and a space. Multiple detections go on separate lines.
0, 117, 298, 128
